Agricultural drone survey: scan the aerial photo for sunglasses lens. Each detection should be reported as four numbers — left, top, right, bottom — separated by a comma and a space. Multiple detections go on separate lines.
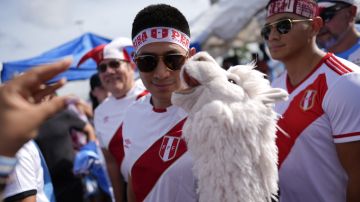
98, 60, 122, 73
98, 64, 107, 73
135, 55, 158, 72
277, 20, 292, 34
164, 54, 186, 70
108, 61, 120, 68
261, 26, 271, 40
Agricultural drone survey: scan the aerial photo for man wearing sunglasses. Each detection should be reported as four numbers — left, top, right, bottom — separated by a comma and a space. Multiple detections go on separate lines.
78, 37, 146, 201
263, 0, 360, 201
109, 4, 198, 202
317, 0, 360, 65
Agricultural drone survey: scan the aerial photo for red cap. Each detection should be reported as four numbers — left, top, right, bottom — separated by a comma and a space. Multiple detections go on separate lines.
266, 0, 318, 18
77, 37, 133, 67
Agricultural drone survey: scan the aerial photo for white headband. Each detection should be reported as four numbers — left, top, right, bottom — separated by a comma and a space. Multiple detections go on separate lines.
132, 27, 191, 53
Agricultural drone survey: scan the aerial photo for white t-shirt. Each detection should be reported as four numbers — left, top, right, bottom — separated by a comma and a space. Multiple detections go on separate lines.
94, 83, 146, 150
336, 38, 360, 66
272, 53, 360, 202
3, 141, 52, 202
114, 94, 197, 202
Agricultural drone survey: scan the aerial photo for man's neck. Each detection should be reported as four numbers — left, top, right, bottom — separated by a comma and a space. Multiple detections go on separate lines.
113, 84, 134, 99
329, 26, 360, 54
283, 46, 326, 86
150, 96, 172, 110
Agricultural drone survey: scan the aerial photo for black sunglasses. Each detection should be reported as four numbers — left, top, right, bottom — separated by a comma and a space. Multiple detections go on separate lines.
97, 60, 126, 73
261, 18, 313, 40
319, 4, 351, 23
134, 53, 188, 72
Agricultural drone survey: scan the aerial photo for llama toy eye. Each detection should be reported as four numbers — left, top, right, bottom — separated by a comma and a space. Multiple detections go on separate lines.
228, 79, 237, 84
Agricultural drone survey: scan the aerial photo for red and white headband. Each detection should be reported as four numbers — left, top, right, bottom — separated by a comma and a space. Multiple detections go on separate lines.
267, 0, 318, 18
132, 27, 191, 53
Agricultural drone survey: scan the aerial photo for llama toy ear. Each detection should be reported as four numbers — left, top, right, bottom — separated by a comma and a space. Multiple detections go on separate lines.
190, 51, 217, 63
257, 88, 288, 105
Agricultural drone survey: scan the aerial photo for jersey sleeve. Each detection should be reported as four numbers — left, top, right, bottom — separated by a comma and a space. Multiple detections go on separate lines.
323, 73, 360, 143
3, 141, 39, 200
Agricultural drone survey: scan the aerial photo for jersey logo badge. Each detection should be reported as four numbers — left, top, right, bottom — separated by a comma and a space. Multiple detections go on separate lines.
159, 136, 180, 162
300, 90, 317, 111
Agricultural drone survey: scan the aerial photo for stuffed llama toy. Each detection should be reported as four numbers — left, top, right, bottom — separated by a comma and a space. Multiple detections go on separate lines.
171, 52, 288, 202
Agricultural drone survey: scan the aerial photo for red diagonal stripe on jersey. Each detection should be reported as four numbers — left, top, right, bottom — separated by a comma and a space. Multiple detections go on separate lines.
131, 118, 187, 202
136, 90, 149, 100
109, 124, 124, 167
277, 74, 328, 168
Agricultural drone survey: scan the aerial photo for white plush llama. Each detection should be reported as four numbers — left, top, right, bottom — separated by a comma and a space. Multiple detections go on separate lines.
171, 52, 288, 202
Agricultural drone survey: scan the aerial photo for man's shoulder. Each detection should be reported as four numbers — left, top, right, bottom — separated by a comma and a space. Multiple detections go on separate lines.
16, 141, 39, 159
325, 54, 360, 74
125, 93, 150, 111
129, 81, 147, 98
95, 96, 118, 113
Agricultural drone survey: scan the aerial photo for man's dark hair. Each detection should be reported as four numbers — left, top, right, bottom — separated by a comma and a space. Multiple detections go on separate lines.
132, 4, 190, 39
89, 73, 102, 110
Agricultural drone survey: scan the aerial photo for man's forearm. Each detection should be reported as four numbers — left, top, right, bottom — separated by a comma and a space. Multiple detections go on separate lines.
347, 177, 360, 202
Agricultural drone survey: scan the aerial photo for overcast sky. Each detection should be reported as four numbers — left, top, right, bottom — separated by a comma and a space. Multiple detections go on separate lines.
0, 0, 211, 62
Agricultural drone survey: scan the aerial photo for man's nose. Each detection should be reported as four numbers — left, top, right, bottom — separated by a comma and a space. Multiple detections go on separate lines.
153, 58, 171, 79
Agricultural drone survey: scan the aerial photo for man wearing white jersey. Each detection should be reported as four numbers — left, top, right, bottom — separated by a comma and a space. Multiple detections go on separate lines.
317, 0, 360, 65
262, 0, 360, 201
78, 37, 147, 201
111, 4, 197, 202
3, 141, 55, 202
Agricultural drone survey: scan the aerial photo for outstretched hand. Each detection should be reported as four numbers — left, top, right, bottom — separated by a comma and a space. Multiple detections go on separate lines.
0, 58, 72, 157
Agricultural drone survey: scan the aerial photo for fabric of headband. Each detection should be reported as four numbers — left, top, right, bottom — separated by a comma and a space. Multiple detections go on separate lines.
132, 27, 191, 53
267, 0, 318, 18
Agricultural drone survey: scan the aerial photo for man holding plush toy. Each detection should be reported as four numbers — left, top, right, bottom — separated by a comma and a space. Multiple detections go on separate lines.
263, 0, 360, 201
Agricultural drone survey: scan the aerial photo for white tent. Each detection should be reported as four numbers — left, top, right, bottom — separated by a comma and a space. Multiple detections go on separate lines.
190, 0, 269, 57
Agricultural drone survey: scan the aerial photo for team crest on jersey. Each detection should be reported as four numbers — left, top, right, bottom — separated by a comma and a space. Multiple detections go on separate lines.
159, 136, 181, 162
151, 28, 169, 39
300, 90, 317, 111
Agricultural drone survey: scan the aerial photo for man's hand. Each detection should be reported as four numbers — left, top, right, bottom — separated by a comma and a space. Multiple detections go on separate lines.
0, 59, 72, 157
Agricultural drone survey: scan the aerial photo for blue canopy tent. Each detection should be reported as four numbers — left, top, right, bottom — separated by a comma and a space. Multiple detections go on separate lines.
1, 32, 111, 83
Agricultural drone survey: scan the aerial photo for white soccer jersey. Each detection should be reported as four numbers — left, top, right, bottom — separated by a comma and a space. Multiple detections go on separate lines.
94, 83, 146, 150
3, 141, 50, 202
113, 94, 198, 202
272, 53, 360, 202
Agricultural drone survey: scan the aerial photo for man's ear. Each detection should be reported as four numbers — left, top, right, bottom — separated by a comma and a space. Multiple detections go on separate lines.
189, 47, 197, 57
348, 6, 357, 21
312, 16, 323, 35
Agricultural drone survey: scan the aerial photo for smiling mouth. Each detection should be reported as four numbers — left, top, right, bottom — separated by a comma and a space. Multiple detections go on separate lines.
174, 69, 200, 94
269, 44, 285, 51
